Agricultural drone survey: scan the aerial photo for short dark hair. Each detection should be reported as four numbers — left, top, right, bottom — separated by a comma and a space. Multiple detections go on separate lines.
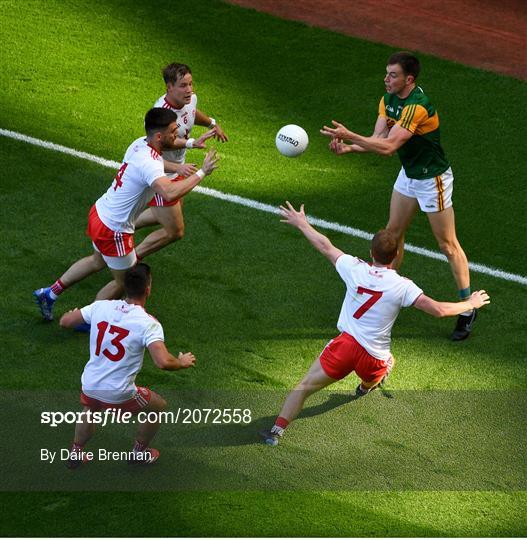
387, 51, 420, 79
371, 229, 398, 265
144, 107, 178, 136
124, 263, 152, 299
162, 63, 192, 84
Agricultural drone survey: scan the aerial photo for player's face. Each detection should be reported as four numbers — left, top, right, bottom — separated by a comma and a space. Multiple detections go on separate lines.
166, 73, 193, 107
160, 122, 179, 150
384, 64, 412, 96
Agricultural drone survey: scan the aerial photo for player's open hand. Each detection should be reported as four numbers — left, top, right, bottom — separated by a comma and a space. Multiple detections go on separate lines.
279, 201, 308, 229
178, 352, 196, 369
469, 290, 490, 309
194, 128, 217, 149
176, 163, 198, 177
320, 120, 352, 140
212, 124, 228, 143
201, 148, 220, 176
329, 138, 352, 155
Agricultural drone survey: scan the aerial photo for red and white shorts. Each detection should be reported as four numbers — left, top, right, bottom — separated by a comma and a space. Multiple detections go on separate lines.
319, 332, 394, 383
148, 175, 185, 207
80, 386, 151, 415
87, 205, 134, 257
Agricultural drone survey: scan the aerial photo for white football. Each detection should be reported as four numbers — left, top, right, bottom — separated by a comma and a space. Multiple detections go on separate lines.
275, 124, 309, 157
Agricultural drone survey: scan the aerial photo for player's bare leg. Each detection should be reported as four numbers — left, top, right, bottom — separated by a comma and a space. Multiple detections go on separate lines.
386, 191, 419, 270
260, 358, 336, 446
73, 406, 98, 447
134, 208, 158, 229
427, 207, 470, 290
135, 203, 185, 260
129, 391, 167, 465
95, 205, 187, 300
427, 207, 475, 340
95, 267, 127, 301
58, 251, 107, 287
34, 251, 106, 321
66, 406, 97, 469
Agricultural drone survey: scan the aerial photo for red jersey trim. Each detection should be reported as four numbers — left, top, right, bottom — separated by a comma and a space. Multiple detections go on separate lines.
146, 142, 162, 159
163, 96, 183, 110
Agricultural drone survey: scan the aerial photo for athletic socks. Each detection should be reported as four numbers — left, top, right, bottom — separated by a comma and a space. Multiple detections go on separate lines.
132, 440, 147, 455
459, 286, 473, 316
49, 279, 66, 299
270, 416, 289, 437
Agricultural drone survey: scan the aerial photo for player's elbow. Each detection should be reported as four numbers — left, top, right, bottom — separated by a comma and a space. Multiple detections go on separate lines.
381, 145, 396, 157
154, 356, 172, 370
59, 314, 76, 328
156, 187, 179, 203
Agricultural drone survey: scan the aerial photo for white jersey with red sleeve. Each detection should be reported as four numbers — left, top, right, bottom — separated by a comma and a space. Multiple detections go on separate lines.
95, 137, 165, 233
154, 93, 197, 164
335, 254, 423, 360
79, 300, 164, 403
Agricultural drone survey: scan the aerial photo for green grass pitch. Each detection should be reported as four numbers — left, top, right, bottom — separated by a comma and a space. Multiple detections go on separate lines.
1, 0, 526, 536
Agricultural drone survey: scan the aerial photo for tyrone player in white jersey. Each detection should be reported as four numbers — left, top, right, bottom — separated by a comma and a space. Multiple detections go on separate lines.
33, 107, 220, 322
260, 202, 490, 446
132, 63, 229, 262
59, 263, 196, 467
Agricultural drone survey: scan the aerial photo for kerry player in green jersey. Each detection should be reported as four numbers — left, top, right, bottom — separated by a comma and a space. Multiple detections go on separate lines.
320, 51, 475, 341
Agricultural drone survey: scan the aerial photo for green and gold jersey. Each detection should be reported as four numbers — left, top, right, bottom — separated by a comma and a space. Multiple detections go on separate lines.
378, 86, 449, 179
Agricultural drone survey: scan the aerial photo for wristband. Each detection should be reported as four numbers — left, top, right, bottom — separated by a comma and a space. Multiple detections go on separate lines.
195, 169, 205, 179
208, 117, 216, 128
185, 138, 195, 149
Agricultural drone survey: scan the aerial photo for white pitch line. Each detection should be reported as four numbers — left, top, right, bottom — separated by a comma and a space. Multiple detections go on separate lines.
2, 127, 526, 286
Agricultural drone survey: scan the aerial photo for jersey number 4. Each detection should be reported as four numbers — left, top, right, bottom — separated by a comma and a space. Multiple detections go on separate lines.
95, 321, 130, 361
113, 163, 128, 191
353, 287, 383, 319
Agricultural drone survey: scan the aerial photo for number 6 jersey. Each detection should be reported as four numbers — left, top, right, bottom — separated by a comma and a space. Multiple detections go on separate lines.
335, 255, 423, 360
80, 300, 164, 403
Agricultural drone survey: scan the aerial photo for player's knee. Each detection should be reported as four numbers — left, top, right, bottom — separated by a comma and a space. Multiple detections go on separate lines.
149, 395, 167, 413
90, 254, 106, 271
438, 239, 459, 259
165, 226, 185, 242
294, 379, 311, 393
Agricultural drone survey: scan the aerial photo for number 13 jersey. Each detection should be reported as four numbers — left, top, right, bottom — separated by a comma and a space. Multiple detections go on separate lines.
80, 300, 164, 403
335, 255, 423, 360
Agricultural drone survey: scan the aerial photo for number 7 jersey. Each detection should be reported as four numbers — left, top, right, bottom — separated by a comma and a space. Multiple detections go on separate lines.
80, 300, 164, 403
335, 255, 423, 360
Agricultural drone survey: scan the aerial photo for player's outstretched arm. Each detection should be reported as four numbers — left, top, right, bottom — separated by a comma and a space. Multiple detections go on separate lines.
321, 119, 409, 156
413, 290, 490, 318
59, 308, 86, 328
327, 116, 389, 155
280, 201, 344, 265
147, 341, 196, 370
152, 149, 220, 202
